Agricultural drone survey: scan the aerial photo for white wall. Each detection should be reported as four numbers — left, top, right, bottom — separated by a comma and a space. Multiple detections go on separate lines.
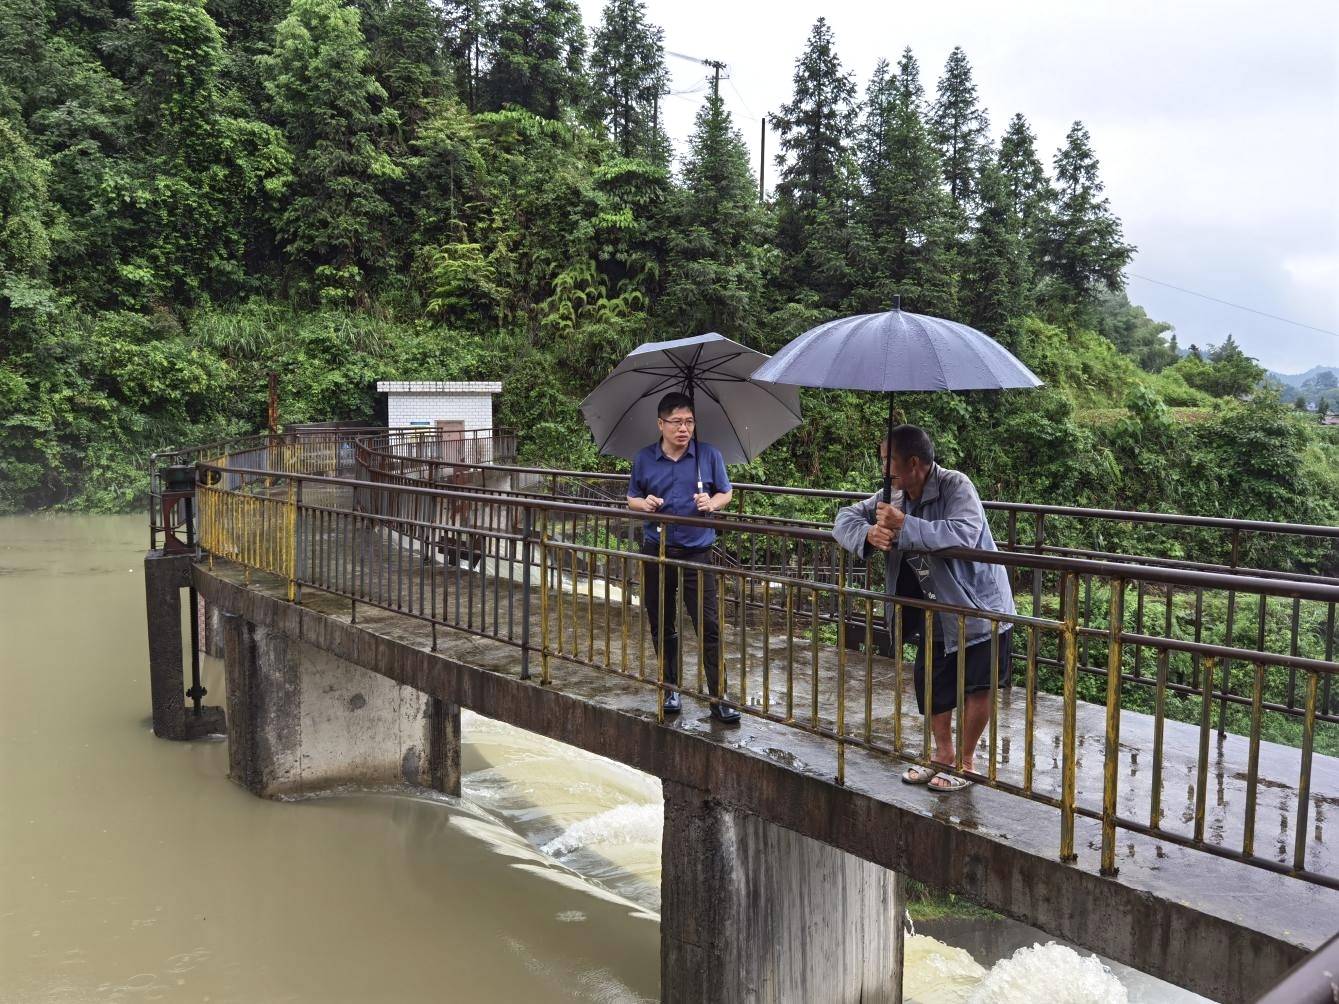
386, 392, 494, 431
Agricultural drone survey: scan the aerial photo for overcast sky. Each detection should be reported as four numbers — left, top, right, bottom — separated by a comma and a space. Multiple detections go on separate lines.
579, 0, 1339, 373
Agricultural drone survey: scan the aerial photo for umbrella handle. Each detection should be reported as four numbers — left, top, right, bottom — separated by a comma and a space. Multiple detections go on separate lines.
882, 393, 895, 505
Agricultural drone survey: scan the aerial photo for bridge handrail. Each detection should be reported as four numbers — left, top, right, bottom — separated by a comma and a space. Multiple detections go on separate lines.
355, 430, 1339, 540
197, 462, 1339, 607
190, 447, 1339, 892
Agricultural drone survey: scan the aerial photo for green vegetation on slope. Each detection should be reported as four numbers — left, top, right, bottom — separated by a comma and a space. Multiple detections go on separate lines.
2, 2, 1336, 571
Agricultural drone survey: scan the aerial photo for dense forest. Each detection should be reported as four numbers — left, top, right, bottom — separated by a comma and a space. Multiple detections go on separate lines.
2, 0, 1336, 541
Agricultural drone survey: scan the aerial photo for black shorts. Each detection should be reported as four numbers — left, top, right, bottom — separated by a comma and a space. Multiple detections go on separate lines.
913, 630, 1013, 715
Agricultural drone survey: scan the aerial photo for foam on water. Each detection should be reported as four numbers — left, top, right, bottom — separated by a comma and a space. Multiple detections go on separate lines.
542, 804, 665, 858
967, 943, 1128, 1004
903, 934, 987, 1003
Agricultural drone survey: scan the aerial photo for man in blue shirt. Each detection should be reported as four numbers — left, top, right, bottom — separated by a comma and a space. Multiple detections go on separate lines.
626, 392, 740, 723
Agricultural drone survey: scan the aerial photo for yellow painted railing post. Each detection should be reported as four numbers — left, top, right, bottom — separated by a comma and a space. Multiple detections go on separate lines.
1295, 670, 1319, 872
1193, 657, 1216, 843
286, 478, 298, 602
539, 514, 551, 686
656, 528, 667, 725
1060, 571, 1079, 863
1100, 577, 1125, 876
921, 609, 934, 768
835, 550, 847, 785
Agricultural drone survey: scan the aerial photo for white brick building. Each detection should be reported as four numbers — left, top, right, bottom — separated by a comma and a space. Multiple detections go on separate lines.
376, 381, 503, 432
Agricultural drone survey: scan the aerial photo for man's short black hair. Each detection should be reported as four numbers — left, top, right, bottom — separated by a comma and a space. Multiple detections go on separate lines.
887, 424, 935, 466
657, 392, 694, 418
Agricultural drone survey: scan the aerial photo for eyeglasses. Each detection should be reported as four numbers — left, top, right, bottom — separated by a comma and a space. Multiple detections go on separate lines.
660, 417, 695, 428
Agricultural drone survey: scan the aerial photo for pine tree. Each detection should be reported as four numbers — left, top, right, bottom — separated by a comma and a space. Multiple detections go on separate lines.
929, 46, 989, 211
260, 0, 402, 304
661, 90, 774, 339
961, 154, 1029, 331
480, 0, 586, 120
857, 58, 895, 228
853, 48, 954, 314
997, 112, 1052, 266
771, 17, 858, 306
1043, 120, 1135, 307
588, 0, 668, 162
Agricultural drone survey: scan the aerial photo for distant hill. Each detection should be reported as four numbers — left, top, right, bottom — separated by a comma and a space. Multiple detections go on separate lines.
1267, 365, 1339, 406
1268, 365, 1339, 388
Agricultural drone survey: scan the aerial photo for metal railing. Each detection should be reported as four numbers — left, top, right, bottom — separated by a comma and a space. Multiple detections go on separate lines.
353, 436, 1339, 581
354, 433, 1339, 729
189, 434, 1339, 891
150, 427, 517, 551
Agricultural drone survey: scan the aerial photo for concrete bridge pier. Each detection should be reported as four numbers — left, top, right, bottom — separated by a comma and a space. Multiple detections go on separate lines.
661, 780, 904, 1004
143, 551, 226, 740
220, 613, 460, 798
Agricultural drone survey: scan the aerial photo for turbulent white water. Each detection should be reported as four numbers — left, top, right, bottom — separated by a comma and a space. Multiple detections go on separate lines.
542, 804, 664, 858
968, 943, 1127, 1003
459, 710, 1205, 1003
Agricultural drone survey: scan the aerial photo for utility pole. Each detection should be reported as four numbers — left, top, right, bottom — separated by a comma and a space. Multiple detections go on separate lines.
668, 50, 728, 103
704, 58, 725, 102
759, 114, 766, 201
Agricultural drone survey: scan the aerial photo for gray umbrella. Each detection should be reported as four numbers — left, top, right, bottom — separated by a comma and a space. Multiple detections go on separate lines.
751, 299, 1042, 500
580, 333, 803, 469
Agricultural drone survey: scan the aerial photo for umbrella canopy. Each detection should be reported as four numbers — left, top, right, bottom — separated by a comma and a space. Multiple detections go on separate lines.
749, 304, 1042, 392
751, 302, 1041, 501
580, 333, 803, 465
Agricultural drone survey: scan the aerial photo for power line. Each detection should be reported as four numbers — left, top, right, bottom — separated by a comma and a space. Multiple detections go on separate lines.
726, 78, 756, 120
1126, 272, 1339, 338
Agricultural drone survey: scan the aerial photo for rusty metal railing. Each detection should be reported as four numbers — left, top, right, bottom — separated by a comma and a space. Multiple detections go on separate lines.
190, 437, 1339, 891
355, 432, 1339, 731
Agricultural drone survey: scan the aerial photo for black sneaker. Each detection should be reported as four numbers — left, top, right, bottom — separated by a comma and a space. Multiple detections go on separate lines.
710, 703, 741, 724
662, 691, 682, 715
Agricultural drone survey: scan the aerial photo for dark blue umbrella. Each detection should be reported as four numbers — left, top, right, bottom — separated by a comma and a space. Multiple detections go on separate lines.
751, 299, 1042, 500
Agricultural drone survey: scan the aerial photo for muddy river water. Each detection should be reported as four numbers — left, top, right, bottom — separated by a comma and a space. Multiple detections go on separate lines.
0, 515, 1208, 1002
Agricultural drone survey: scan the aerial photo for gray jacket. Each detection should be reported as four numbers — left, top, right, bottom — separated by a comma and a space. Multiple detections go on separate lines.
832, 464, 1015, 654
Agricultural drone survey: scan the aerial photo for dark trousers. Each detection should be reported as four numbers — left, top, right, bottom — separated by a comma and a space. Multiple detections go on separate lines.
912, 630, 1013, 715
640, 541, 723, 695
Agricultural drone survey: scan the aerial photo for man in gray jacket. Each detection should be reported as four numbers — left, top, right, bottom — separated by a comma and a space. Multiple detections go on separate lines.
832, 425, 1014, 791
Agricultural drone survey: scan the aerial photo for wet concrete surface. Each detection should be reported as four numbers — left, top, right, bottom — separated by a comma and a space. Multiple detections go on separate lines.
194, 549, 1339, 1003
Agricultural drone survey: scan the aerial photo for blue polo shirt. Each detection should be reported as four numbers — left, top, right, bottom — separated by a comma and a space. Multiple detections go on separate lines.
627, 440, 731, 549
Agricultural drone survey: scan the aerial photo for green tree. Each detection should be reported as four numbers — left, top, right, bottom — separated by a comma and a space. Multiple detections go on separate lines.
122, 0, 290, 304
852, 48, 954, 314
1042, 120, 1134, 309
352, 0, 451, 130
929, 46, 989, 211
961, 154, 1029, 331
1170, 334, 1263, 399
587, 0, 668, 161
260, 0, 401, 304
0, 119, 59, 322
480, 0, 586, 119
1093, 291, 1176, 372
440, 0, 483, 110
771, 17, 858, 307
997, 111, 1052, 267
660, 90, 775, 340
